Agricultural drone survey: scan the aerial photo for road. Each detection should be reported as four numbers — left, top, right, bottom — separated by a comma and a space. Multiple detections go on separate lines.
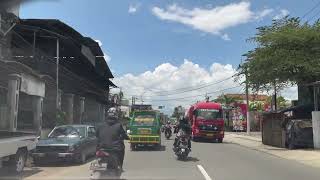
2, 135, 320, 180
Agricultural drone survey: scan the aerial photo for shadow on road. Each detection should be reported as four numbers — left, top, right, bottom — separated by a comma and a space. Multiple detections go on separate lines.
193, 139, 226, 144
0, 167, 42, 180
132, 145, 166, 152
185, 157, 200, 162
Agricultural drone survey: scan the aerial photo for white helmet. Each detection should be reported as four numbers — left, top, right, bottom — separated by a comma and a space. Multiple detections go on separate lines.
107, 107, 117, 120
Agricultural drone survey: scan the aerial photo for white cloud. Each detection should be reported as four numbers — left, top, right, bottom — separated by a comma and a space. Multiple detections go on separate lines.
273, 9, 289, 20
221, 33, 231, 41
255, 8, 274, 20
104, 52, 111, 63
151, 2, 273, 40
280, 86, 298, 101
128, 4, 140, 14
113, 60, 242, 114
95, 40, 103, 47
94, 40, 111, 63
113, 60, 298, 114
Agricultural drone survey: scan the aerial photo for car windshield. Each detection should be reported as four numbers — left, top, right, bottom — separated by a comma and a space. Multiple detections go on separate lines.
196, 109, 222, 120
49, 126, 85, 138
133, 114, 156, 126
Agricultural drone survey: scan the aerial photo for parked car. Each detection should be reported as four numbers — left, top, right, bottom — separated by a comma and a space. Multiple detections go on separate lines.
285, 119, 314, 149
32, 125, 97, 164
0, 131, 38, 174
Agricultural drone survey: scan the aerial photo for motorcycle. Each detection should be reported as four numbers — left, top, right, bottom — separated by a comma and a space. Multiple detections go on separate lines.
161, 125, 165, 133
164, 125, 172, 139
173, 130, 190, 160
90, 148, 121, 180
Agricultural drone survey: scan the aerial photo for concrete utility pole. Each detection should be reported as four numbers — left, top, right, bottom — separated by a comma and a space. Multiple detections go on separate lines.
56, 38, 60, 110
38, 35, 60, 110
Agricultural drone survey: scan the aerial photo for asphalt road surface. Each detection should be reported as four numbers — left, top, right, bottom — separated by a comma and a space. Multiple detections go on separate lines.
2, 135, 320, 180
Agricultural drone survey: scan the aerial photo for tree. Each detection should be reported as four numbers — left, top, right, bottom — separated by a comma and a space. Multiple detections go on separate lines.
172, 106, 184, 118
237, 17, 320, 94
265, 96, 288, 110
213, 94, 240, 107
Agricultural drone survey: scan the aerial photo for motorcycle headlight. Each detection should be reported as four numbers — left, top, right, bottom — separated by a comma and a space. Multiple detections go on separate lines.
127, 130, 131, 134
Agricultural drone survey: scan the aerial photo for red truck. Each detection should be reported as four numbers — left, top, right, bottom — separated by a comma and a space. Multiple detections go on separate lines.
186, 101, 224, 143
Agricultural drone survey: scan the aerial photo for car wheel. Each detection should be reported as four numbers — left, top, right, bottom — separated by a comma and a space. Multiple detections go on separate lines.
191, 134, 198, 142
9, 149, 27, 174
33, 158, 41, 166
76, 151, 86, 164
288, 140, 295, 150
130, 144, 136, 151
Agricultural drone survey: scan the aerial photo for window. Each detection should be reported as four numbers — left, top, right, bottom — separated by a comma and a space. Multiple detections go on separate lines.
133, 114, 156, 126
195, 109, 222, 120
88, 127, 96, 137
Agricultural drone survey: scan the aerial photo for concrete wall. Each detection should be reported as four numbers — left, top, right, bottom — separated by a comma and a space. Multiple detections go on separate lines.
312, 111, 320, 149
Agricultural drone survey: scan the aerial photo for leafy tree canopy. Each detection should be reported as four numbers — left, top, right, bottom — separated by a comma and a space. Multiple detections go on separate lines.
238, 17, 320, 92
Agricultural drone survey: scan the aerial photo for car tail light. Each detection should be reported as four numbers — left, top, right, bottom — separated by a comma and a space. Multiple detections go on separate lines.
96, 150, 109, 157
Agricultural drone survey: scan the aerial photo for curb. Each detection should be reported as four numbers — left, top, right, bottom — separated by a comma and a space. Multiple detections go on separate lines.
224, 138, 320, 169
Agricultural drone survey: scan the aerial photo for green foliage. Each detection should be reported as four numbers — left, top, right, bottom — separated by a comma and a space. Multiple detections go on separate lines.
213, 94, 241, 106
238, 17, 320, 92
265, 95, 288, 110
172, 106, 183, 118
249, 101, 264, 111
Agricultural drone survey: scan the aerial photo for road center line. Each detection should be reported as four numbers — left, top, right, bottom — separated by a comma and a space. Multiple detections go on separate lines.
197, 165, 213, 180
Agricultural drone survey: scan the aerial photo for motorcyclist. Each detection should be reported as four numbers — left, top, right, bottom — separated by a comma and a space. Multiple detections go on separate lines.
173, 116, 192, 150
96, 108, 129, 170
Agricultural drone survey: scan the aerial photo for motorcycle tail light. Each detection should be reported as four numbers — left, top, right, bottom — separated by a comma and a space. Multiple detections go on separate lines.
96, 150, 109, 157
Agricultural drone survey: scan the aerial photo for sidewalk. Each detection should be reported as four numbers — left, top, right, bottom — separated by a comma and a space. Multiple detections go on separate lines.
224, 132, 320, 168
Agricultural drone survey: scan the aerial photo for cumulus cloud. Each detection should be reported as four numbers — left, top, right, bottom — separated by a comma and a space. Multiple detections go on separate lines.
95, 40, 103, 47
104, 52, 111, 63
94, 40, 111, 63
273, 9, 289, 20
280, 86, 298, 101
113, 60, 242, 114
128, 3, 140, 14
151, 2, 272, 40
255, 8, 274, 20
113, 60, 298, 114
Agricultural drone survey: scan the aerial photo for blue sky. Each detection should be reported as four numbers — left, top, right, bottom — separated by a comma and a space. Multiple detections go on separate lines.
20, 0, 310, 111
20, 0, 316, 76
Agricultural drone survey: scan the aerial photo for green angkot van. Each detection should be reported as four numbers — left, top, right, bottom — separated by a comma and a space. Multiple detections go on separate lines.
128, 110, 161, 150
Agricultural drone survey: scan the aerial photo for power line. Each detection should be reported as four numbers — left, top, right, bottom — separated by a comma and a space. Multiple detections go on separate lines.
148, 85, 242, 102
146, 75, 235, 95
307, 8, 320, 22
302, 1, 320, 20
125, 75, 236, 98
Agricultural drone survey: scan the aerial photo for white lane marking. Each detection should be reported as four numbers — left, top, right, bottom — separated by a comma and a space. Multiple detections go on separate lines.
197, 165, 213, 180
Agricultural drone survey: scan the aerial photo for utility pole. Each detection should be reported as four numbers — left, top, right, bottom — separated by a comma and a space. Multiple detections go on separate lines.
274, 84, 277, 111
245, 67, 251, 135
56, 38, 60, 110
